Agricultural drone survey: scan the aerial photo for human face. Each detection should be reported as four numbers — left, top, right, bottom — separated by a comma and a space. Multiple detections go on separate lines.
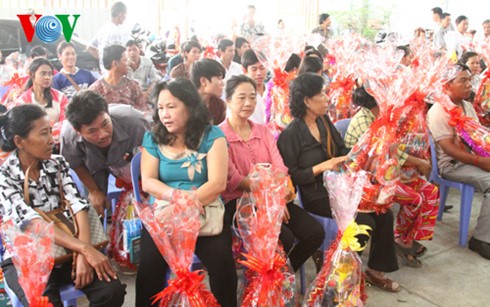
114, 52, 129, 75
126, 44, 140, 64
32, 64, 53, 89
441, 16, 451, 28
16, 116, 54, 161
78, 112, 114, 148
466, 56, 481, 75
323, 17, 332, 28
202, 76, 224, 97
115, 11, 126, 25
222, 45, 235, 63
483, 22, 490, 37
59, 46, 77, 70
457, 19, 469, 34
304, 90, 328, 117
157, 89, 190, 136
245, 62, 267, 86
446, 70, 472, 102
185, 47, 202, 64
237, 43, 250, 57
227, 82, 256, 120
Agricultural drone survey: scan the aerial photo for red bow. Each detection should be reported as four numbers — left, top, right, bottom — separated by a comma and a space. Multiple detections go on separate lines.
2, 72, 26, 88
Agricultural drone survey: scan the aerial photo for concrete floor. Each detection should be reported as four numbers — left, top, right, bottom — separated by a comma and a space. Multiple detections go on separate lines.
80, 188, 490, 306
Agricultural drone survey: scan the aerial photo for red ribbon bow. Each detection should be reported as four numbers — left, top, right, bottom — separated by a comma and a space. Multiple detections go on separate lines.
2, 72, 26, 88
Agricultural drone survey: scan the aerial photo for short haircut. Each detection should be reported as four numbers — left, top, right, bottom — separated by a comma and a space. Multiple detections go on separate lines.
441, 13, 451, 19
125, 39, 139, 48
66, 91, 109, 130
396, 45, 410, 57
111, 1, 127, 18
284, 53, 301, 73
29, 45, 48, 58
182, 40, 202, 54
455, 15, 468, 25
241, 49, 261, 70
247, 4, 256, 10
102, 44, 126, 70
57, 41, 75, 55
483, 19, 490, 25
352, 87, 377, 109
432, 7, 443, 15
217, 39, 234, 52
190, 58, 226, 89
319, 13, 330, 25
289, 72, 324, 118
225, 74, 257, 100
298, 56, 323, 75
459, 51, 478, 65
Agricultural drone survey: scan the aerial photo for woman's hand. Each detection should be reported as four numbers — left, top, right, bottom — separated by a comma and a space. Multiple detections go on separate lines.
81, 245, 117, 282
321, 156, 348, 172
74, 253, 94, 289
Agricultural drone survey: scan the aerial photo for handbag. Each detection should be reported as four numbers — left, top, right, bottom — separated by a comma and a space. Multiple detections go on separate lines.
24, 162, 109, 265
155, 197, 224, 237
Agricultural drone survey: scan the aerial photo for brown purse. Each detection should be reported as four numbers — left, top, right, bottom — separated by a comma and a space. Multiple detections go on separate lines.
24, 163, 108, 265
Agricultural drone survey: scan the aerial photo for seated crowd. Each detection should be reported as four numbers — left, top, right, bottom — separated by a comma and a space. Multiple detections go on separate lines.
2, 15, 490, 307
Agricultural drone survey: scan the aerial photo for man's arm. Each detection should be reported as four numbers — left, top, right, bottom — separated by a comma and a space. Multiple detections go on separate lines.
73, 165, 108, 216
438, 137, 490, 171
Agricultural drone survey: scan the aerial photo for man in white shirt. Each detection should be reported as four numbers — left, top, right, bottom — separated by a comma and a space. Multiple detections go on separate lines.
240, 49, 267, 124
88, 2, 130, 74
125, 39, 160, 94
218, 39, 243, 82
433, 13, 453, 51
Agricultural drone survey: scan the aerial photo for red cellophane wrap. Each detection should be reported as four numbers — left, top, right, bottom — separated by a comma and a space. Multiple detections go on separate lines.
2, 220, 54, 307
235, 163, 295, 306
474, 39, 490, 126
252, 35, 301, 138
1, 72, 27, 108
134, 190, 219, 307
304, 170, 369, 307
325, 35, 366, 121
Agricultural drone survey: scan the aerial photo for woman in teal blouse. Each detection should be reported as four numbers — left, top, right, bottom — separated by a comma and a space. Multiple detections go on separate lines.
135, 78, 237, 307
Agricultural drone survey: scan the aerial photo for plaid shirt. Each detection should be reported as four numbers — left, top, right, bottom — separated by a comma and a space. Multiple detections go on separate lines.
344, 107, 408, 164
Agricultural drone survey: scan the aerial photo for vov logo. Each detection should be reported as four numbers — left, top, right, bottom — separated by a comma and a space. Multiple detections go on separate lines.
17, 14, 81, 43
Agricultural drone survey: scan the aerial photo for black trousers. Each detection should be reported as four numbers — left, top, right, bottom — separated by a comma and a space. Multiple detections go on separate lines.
135, 225, 238, 307
1, 258, 126, 307
225, 199, 325, 272
304, 198, 399, 273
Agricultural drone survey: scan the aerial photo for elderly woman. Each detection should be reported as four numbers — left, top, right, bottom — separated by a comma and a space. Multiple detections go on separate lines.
277, 73, 401, 292
136, 78, 237, 307
220, 75, 324, 272
0, 104, 125, 306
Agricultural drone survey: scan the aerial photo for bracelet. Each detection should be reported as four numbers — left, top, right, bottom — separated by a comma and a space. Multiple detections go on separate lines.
161, 188, 175, 201
473, 156, 480, 166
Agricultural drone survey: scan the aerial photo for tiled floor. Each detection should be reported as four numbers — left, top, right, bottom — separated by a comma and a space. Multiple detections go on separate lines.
80, 188, 490, 306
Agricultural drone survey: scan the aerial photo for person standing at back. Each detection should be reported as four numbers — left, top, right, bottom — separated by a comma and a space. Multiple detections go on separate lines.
311, 13, 333, 43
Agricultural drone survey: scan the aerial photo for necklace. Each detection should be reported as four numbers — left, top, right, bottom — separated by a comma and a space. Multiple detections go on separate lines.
158, 144, 189, 160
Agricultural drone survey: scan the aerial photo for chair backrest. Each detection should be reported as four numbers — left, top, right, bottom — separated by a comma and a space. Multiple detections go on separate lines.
428, 135, 441, 182
69, 169, 87, 197
130, 152, 142, 202
334, 118, 352, 139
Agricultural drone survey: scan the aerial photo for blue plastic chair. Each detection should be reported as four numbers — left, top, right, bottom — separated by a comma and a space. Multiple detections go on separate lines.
0, 85, 10, 100
428, 136, 475, 246
107, 174, 124, 215
130, 152, 202, 273
333, 118, 352, 140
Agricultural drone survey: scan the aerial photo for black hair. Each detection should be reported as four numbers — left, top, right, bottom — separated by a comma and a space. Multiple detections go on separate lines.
0, 104, 47, 152
151, 79, 209, 150
305, 48, 323, 60
455, 15, 468, 25
396, 45, 410, 57
432, 7, 443, 15
441, 13, 451, 19
111, 1, 127, 18
284, 53, 301, 73
29, 45, 48, 59
289, 72, 324, 118
483, 19, 490, 25
217, 39, 234, 52
190, 59, 226, 89
125, 39, 139, 48
352, 86, 377, 109
102, 44, 126, 70
235, 37, 249, 49
241, 49, 261, 70
24, 58, 53, 108
319, 13, 330, 25
57, 41, 75, 55
298, 56, 323, 75
225, 74, 257, 100
459, 51, 479, 66
183, 40, 202, 53
66, 90, 109, 130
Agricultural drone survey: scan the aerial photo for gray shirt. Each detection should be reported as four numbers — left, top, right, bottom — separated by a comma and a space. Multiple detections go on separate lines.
127, 56, 160, 91
60, 104, 150, 192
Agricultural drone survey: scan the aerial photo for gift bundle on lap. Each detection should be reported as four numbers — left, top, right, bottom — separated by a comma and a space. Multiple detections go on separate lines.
303, 171, 369, 307
235, 164, 296, 306
134, 190, 219, 306
1, 220, 54, 307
